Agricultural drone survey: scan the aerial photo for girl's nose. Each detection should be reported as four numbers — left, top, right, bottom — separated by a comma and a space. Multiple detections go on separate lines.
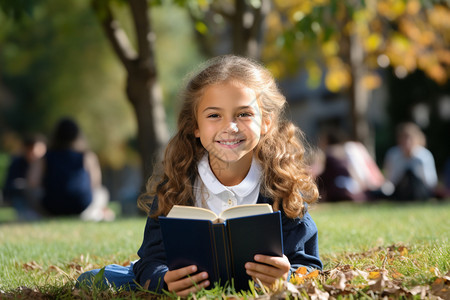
225, 121, 239, 133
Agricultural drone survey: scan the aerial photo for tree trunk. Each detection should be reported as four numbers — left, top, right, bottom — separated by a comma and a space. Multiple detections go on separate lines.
191, 0, 270, 60
349, 33, 375, 155
231, 0, 270, 59
126, 63, 169, 182
92, 0, 169, 184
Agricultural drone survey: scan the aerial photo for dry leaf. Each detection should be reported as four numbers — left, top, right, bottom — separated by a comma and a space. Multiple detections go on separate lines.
430, 274, 450, 299
143, 279, 151, 290
368, 271, 381, 280
398, 246, 408, 256
295, 266, 308, 275
22, 261, 42, 271
47, 265, 69, 276
305, 270, 320, 279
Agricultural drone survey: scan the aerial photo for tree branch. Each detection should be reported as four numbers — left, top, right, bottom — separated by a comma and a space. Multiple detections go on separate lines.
91, 0, 137, 72
129, 0, 156, 72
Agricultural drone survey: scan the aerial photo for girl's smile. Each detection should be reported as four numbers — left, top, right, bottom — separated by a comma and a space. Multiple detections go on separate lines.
194, 81, 269, 181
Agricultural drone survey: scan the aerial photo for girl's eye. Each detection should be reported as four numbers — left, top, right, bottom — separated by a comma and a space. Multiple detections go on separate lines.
207, 113, 220, 118
238, 112, 253, 118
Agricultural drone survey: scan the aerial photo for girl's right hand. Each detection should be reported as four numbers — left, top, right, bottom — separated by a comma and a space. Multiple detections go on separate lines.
164, 265, 210, 297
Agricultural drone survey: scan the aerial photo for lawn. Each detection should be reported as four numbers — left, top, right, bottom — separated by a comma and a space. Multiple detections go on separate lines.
0, 199, 449, 299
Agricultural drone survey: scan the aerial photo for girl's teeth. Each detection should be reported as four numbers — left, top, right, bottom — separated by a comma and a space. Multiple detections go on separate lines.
220, 141, 239, 145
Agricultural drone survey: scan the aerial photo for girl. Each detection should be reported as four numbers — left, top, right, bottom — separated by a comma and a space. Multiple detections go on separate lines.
77, 55, 322, 296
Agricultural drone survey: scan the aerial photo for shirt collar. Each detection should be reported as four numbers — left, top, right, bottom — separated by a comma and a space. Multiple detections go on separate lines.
198, 154, 262, 197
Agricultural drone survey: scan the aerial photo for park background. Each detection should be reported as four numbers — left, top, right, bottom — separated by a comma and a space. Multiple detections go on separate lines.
1, 0, 449, 211
0, 1, 449, 298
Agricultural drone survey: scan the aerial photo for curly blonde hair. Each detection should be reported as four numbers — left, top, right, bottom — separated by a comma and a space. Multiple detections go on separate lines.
138, 55, 319, 218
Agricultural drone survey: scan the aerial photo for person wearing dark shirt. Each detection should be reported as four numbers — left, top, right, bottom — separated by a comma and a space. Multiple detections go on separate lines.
28, 118, 114, 221
2, 134, 46, 220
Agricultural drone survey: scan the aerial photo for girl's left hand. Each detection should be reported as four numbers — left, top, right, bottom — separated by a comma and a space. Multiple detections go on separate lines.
244, 254, 290, 287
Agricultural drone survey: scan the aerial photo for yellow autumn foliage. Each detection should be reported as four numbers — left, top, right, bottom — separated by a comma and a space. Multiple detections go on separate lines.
306, 61, 323, 89
263, 0, 449, 87
323, 57, 351, 92
377, 0, 406, 20
406, 0, 421, 15
364, 33, 383, 52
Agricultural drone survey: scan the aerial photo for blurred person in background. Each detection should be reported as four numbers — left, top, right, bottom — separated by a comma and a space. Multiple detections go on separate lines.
29, 117, 114, 221
313, 128, 384, 202
2, 134, 47, 220
444, 158, 450, 197
382, 122, 438, 201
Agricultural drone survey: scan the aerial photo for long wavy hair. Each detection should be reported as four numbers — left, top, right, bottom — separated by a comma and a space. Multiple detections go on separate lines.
138, 55, 319, 218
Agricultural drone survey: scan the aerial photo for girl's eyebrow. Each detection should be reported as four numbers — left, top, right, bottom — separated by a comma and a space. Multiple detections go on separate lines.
202, 106, 254, 113
202, 107, 222, 112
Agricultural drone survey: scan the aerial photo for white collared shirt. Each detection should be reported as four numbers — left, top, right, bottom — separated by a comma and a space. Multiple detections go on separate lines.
194, 154, 262, 215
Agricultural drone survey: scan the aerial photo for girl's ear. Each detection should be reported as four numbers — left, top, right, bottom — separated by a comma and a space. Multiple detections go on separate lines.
261, 114, 273, 135
194, 128, 200, 138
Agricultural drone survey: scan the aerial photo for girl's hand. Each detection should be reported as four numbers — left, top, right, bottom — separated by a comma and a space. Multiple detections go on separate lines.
245, 254, 290, 288
164, 265, 210, 297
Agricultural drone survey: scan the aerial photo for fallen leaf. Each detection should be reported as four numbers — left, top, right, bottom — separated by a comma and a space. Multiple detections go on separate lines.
289, 275, 304, 285
369, 271, 388, 293
295, 266, 308, 275
306, 281, 330, 300
330, 271, 346, 290
430, 274, 450, 299
305, 270, 320, 279
408, 285, 429, 298
67, 262, 84, 272
143, 279, 151, 290
391, 269, 404, 279
47, 265, 70, 277
398, 246, 408, 256
22, 261, 42, 271
368, 271, 381, 280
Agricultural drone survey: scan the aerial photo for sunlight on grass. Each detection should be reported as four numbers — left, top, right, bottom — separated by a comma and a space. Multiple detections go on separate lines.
310, 200, 449, 255
0, 200, 449, 298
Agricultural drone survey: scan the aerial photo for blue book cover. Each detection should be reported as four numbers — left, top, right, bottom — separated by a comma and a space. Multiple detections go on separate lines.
159, 206, 283, 291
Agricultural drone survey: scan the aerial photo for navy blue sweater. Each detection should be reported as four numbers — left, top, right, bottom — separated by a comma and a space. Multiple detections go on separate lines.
133, 194, 322, 292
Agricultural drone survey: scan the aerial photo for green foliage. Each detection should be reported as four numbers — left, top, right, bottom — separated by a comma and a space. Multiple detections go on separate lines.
0, 0, 34, 20
151, 3, 205, 132
0, 0, 204, 168
0, 0, 135, 166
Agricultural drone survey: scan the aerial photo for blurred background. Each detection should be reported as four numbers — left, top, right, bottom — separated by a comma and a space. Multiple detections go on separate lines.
0, 0, 449, 216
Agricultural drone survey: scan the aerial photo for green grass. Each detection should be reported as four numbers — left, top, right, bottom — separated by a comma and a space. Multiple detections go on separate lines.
0, 199, 449, 298
311, 200, 449, 255
309, 200, 449, 289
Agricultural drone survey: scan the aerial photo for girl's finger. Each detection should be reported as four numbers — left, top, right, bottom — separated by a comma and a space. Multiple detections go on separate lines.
255, 254, 290, 270
246, 269, 275, 286
245, 261, 275, 276
165, 265, 197, 283
168, 271, 209, 294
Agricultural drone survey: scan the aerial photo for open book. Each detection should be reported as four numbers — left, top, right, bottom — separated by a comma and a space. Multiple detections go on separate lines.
159, 204, 283, 291
166, 203, 273, 223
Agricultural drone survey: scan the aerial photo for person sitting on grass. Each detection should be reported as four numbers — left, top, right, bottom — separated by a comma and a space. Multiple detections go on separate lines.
2, 133, 47, 220
383, 122, 438, 200
28, 117, 114, 221
77, 55, 322, 296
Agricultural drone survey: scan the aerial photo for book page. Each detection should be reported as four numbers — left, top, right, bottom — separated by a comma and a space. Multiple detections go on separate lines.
220, 203, 273, 220
167, 205, 219, 221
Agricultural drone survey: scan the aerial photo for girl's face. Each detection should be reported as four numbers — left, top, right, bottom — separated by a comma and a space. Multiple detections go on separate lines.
195, 81, 269, 168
